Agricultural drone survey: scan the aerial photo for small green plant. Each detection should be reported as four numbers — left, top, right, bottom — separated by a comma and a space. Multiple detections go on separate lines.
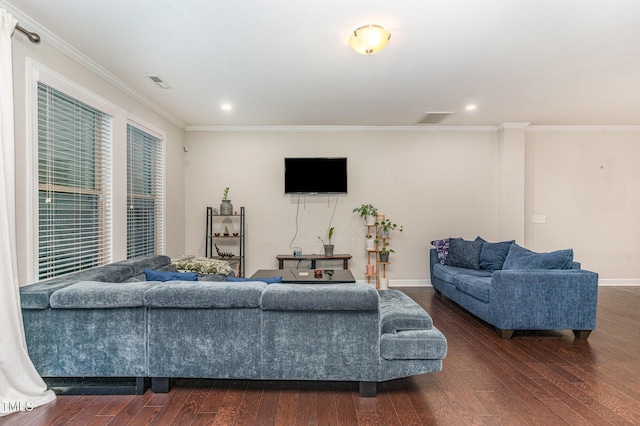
352, 204, 378, 219
319, 226, 335, 245
222, 187, 230, 200
376, 218, 403, 235
379, 241, 395, 255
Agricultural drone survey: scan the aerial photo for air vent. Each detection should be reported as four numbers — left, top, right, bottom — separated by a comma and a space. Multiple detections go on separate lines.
417, 112, 454, 124
146, 75, 170, 89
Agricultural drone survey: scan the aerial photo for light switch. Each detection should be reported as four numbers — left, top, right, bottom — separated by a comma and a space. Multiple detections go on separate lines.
532, 215, 546, 224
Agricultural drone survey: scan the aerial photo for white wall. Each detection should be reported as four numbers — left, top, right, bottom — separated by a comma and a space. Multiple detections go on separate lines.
525, 128, 640, 281
185, 127, 640, 284
11, 32, 186, 284
184, 129, 500, 283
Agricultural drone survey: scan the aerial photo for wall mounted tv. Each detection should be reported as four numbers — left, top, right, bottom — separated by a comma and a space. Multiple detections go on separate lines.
284, 157, 348, 194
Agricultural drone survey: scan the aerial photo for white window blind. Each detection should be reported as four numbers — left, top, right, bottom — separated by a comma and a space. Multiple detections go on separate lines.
37, 82, 112, 280
127, 124, 164, 258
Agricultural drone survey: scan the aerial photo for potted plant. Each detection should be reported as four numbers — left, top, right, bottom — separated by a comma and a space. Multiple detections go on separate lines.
365, 234, 375, 251
220, 187, 233, 215
376, 218, 403, 238
378, 241, 394, 262
319, 227, 335, 256
353, 204, 378, 225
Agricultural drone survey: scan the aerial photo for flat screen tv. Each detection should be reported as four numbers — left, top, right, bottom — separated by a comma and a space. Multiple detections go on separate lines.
284, 157, 347, 194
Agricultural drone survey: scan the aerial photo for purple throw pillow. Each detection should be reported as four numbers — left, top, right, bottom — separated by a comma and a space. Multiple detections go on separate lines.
430, 238, 450, 264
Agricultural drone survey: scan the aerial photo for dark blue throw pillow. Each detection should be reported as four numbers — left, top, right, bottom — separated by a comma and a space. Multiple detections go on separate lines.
445, 237, 484, 270
502, 244, 573, 270
144, 269, 198, 282
479, 240, 515, 271
227, 276, 283, 284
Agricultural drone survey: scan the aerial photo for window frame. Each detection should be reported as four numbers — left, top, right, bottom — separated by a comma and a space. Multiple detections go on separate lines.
126, 121, 165, 259
37, 82, 113, 279
26, 60, 166, 282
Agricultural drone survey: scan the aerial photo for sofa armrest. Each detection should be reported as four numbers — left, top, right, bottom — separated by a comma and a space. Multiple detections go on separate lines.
429, 248, 439, 283
490, 269, 598, 331
378, 290, 433, 334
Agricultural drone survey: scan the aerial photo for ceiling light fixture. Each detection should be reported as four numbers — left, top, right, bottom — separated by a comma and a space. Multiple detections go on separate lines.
465, 104, 477, 111
349, 24, 391, 55
221, 104, 233, 111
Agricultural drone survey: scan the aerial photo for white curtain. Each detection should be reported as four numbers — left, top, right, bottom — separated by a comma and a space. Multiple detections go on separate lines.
0, 9, 56, 417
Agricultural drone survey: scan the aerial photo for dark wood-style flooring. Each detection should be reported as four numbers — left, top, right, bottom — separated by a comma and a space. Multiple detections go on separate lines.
2, 286, 639, 425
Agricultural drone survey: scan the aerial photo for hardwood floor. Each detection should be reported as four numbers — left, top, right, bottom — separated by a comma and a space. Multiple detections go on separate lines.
2, 286, 639, 425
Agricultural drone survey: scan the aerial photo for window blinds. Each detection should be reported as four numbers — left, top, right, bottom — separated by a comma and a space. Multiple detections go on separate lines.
127, 124, 164, 258
37, 82, 112, 280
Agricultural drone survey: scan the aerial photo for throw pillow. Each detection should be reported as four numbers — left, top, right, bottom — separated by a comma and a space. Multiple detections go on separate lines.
430, 238, 450, 264
445, 237, 483, 270
502, 244, 574, 270
227, 276, 283, 284
479, 240, 515, 271
144, 269, 198, 282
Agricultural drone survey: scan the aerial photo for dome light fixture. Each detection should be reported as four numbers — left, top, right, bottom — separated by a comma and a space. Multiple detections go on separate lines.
349, 24, 391, 55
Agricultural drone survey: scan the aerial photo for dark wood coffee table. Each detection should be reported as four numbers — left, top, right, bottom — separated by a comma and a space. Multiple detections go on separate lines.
251, 269, 356, 284
276, 254, 352, 269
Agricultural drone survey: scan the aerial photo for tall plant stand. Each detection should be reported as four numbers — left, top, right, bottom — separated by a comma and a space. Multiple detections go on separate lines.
206, 206, 245, 277
364, 214, 390, 289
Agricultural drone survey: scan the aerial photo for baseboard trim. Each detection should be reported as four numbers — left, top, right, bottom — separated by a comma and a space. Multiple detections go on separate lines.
598, 279, 640, 286
358, 279, 640, 287
389, 279, 430, 288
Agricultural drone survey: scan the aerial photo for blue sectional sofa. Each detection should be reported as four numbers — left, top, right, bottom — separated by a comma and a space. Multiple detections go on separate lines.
20, 255, 447, 396
429, 238, 599, 339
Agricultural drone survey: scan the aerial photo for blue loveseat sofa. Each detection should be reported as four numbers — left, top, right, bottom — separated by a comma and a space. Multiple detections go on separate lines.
20, 255, 447, 396
429, 238, 598, 339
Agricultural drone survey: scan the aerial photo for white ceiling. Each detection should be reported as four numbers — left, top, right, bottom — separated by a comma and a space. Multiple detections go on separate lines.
7, 0, 640, 127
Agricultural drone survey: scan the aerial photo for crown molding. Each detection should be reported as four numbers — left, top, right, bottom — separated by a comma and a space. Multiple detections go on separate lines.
185, 125, 498, 132
527, 125, 640, 132
2, 0, 185, 130
497, 122, 531, 130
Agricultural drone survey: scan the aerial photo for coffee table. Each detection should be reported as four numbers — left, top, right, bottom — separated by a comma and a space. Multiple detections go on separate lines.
251, 268, 356, 284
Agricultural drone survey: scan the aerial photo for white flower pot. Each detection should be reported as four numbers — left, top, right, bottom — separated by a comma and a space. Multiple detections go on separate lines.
379, 278, 389, 290
365, 238, 375, 250
365, 215, 375, 226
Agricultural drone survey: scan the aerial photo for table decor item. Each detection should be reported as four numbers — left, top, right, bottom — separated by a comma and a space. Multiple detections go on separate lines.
220, 187, 233, 215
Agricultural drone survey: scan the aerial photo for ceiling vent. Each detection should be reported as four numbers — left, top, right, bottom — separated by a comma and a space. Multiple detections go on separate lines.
146, 75, 170, 89
417, 112, 454, 124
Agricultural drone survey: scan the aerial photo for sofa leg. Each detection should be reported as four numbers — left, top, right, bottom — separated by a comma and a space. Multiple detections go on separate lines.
573, 330, 592, 340
496, 328, 514, 339
151, 377, 170, 393
135, 377, 147, 395
359, 381, 377, 397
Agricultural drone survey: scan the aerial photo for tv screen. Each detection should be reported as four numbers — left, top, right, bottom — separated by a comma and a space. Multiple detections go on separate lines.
284, 157, 347, 194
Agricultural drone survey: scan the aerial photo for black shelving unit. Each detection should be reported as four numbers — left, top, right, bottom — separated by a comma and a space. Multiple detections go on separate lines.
206, 206, 245, 277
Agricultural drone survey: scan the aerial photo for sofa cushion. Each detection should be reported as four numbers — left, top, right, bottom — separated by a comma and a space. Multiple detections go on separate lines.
378, 290, 433, 333
260, 283, 379, 311
144, 281, 266, 308
20, 280, 78, 309
20, 264, 138, 309
109, 254, 172, 276
144, 269, 198, 282
479, 240, 515, 271
452, 275, 491, 303
49, 281, 158, 308
445, 237, 483, 269
432, 263, 493, 284
380, 328, 448, 360
502, 244, 574, 270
